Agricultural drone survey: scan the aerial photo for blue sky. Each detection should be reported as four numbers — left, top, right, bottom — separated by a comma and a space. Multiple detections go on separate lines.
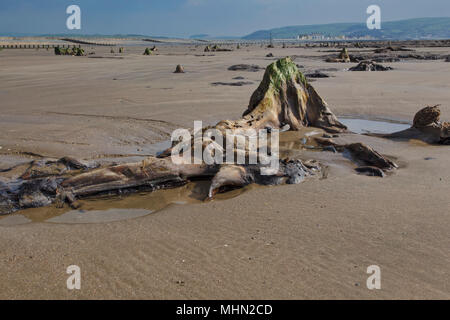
1, 0, 449, 37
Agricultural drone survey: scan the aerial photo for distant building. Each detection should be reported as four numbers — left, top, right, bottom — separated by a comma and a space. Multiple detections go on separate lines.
297, 33, 325, 40
296, 33, 375, 41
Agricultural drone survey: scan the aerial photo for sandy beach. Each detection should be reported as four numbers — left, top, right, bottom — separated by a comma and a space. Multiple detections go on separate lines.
0, 42, 449, 299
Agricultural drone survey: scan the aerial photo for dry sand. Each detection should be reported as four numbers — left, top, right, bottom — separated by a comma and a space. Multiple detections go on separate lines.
0, 44, 449, 299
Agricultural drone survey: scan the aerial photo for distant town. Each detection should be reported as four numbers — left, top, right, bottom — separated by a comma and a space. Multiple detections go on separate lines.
296, 33, 375, 41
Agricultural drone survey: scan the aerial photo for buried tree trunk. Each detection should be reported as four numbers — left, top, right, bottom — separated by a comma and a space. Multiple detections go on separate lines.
0, 155, 316, 213
1, 57, 396, 214
218, 57, 347, 133
326, 48, 351, 63
369, 105, 449, 145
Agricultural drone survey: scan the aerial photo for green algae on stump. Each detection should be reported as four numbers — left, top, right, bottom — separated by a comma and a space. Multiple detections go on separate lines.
339, 48, 350, 61
217, 57, 347, 133
326, 47, 351, 63
143, 46, 157, 55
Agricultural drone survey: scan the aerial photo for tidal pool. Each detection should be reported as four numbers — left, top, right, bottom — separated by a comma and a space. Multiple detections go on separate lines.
339, 118, 410, 134
0, 123, 400, 225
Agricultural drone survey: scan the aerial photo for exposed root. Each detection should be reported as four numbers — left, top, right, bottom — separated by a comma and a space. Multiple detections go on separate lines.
314, 138, 398, 174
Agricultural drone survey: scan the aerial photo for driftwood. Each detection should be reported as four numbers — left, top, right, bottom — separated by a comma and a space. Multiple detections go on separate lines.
0, 57, 397, 214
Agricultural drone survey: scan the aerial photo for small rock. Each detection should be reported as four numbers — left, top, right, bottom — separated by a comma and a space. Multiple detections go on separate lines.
211, 81, 253, 86
323, 146, 337, 153
413, 105, 440, 128
315, 137, 336, 146
280, 124, 290, 132
355, 166, 385, 177
228, 64, 263, 72
174, 64, 185, 73
306, 71, 330, 78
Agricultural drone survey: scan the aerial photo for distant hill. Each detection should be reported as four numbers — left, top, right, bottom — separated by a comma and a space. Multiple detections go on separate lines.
189, 34, 242, 40
242, 17, 450, 40
189, 34, 210, 39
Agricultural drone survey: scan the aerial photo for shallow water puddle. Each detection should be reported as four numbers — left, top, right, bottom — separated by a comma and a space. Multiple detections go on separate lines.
339, 118, 410, 134
47, 208, 152, 224
278, 128, 356, 173
0, 120, 399, 225
0, 180, 250, 225
279, 128, 324, 153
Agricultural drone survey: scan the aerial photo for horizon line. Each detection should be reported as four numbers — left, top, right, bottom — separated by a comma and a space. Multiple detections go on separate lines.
1, 16, 449, 39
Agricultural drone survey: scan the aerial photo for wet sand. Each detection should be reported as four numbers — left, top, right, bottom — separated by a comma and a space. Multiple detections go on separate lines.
0, 43, 449, 299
